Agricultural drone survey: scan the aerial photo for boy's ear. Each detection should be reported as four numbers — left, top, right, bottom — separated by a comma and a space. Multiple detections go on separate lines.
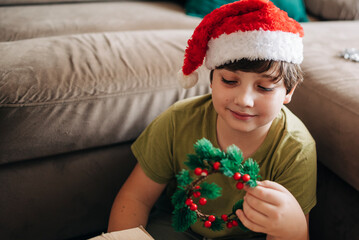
283, 84, 298, 104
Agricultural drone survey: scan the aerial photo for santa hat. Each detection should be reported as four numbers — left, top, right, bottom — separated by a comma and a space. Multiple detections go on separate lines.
179, 0, 304, 89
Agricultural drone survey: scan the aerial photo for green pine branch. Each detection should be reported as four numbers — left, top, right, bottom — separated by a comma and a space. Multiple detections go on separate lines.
220, 144, 244, 177
194, 138, 214, 159
171, 188, 188, 210
209, 218, 225, 231
226, 144, 244, 162
184, 153, 206, 169
199, 182, 222, 199
220, 157, 242, 177
232, 199, 244, 214
240, 158, 261, 187
176, 169, 193, 187
172, 207, 197, 232
185, 138, 226, 170
231, 200, 249, 232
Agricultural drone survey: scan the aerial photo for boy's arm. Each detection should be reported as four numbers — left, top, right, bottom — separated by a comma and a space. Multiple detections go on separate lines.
107, 163, 166, 232
236, 180, 309, 240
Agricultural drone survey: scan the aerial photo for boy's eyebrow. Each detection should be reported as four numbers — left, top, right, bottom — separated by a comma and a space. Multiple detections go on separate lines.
259, 73, 282, 83
260, 73, 276, 79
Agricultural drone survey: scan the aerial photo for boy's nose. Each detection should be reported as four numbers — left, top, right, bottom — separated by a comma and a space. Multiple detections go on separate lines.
233, 89, 254, 108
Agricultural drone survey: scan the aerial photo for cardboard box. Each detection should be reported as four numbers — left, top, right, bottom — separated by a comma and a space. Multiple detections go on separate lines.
89, 226, 154, 240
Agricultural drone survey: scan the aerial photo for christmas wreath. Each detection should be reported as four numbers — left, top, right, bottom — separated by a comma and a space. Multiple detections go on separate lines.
171, 138, 261, 232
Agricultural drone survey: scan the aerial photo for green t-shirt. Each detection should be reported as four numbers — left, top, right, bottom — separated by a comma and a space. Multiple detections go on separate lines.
131, 94, 317, 239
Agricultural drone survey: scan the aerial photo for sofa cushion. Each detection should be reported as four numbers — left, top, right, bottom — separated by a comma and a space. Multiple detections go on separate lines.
305, 0, 359, 20
0, 29, 211, 164
0, 2, 199, 41
288, 21, 359, 191
185, 0, 309, 22
271, 0, 308, 22
0, 0, 185, 6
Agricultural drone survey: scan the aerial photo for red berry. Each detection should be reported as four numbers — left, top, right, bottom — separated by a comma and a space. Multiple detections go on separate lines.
194, 186, 200, 190
193, 191, 201, 198
221, 214, 228, 221
199, 198, 207, 205
185, 198, 193, 206
190, 203, 197, 211
242, 174, 250, 182
208, 215, 216, 222
226, 222, 233, 228
213, 162, 220, 170
201, 169, 208, 176
194, 168, 202, 176
233, 172, 241, 180
232, 220, 238, 227
236, 182, 244, 190
204, 220, 212, 228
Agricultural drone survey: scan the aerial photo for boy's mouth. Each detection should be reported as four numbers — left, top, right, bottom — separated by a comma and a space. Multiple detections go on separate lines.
229, 110, 256, 120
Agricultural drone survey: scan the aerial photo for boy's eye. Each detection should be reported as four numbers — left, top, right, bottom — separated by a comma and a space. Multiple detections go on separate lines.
258, 85, 274, 91
221, 78, 237, 85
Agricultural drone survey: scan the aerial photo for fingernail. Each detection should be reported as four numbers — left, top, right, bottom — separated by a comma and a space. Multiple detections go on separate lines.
236, 209, 242, 216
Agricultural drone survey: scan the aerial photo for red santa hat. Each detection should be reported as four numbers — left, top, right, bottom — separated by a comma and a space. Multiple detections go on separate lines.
179, 0, 304, 89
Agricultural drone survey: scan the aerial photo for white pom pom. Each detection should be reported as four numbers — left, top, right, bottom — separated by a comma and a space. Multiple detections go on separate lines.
177, 70, 198, 89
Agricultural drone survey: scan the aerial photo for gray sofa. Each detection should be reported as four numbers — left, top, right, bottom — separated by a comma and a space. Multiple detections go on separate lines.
0, 1, 358, 239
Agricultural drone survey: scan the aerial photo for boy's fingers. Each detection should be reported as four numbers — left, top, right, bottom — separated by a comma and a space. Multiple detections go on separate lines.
242, 195, 269, 224
244, 181, 285, 206
236, 209, 265, 233
256, 180, 288, 193
243, 184, 250, 191
243, 180, 283, 192
244, 193, 276, 217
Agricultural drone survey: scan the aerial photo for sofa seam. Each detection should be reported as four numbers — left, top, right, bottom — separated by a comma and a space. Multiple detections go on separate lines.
0, 85, 183, 108
0, 28, 195, 43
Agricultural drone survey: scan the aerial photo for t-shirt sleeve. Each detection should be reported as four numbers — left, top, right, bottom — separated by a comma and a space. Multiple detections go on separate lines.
274, 141, 317, 215
131, 106, 176, 184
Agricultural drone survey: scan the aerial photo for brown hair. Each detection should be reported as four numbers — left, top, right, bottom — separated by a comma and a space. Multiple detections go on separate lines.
210, 59, 304, 94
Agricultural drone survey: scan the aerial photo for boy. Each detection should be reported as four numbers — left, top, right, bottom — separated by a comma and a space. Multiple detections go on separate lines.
108, 0, 316, 239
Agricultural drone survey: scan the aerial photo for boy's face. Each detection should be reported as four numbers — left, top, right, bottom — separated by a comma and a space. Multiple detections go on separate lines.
211, 68, 295, 135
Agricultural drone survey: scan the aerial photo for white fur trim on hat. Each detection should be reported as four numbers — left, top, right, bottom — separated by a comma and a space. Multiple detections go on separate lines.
177, 70, 199, 89
205, 30, 303, 69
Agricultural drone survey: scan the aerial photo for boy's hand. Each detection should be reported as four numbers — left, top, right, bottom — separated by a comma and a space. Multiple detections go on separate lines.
236, 180, 308, 240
